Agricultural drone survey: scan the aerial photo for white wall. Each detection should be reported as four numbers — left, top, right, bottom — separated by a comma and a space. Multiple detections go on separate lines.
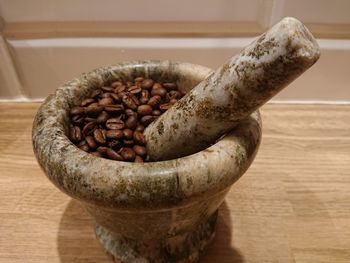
0, 0, 349, 101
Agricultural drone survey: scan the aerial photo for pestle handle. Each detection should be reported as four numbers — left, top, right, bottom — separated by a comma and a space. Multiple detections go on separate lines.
144, 17, 320, 161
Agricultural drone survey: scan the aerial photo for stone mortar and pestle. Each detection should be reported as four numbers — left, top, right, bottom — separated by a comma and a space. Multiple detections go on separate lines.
32, 17, 320, 263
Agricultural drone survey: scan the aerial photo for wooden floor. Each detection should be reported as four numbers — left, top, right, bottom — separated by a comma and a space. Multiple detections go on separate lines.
0, 103, 349, 263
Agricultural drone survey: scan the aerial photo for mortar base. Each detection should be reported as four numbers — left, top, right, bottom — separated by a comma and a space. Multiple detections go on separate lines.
94, 210, 218, 263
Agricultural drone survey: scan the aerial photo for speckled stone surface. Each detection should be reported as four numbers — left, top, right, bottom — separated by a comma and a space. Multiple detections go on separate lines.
32, 60, 262, 263
144, 17, 320, 161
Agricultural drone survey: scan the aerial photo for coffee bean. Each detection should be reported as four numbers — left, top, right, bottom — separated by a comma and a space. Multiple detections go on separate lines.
108, 140, 122, 150
93, 129, 107, 145
106, 129, 123, 139
141, 115, 156, 126
85, 103, 104, 115
106, 118, 125, 130
111, 81, 123, 88
163, 82, 177, 90
140, 90, 149, 104
133, 145, 147, 157
133, 131, 146, 145
104, 104, 124, 114
106, 148, 124, 161
151, 87, 167, 97
97, 111, 109, 124
128, 85, 142, 94
152, 110, 162, 116
72, 115, 85, 125
70, 106, 85, 115
102, 86, 115, 92
160, 102, 172, 112
141, 79, 154, 89
122, 94, 138, 110
97, 146, 108, 154
123, 139, 134, 146
123, 129, 134, 139
70, 126, 82, 142
85, 136, 97, 149
134, 155, 144, 163
120, 147, 136, 161
99, 97, 114, 106
91, 89, 103, 98
81, 98, 95, 107
125, 115, 138, 129
135, 124, 145, 132
82, 121, 96, 136
147, 95, 161, 107
137, 104, 153, 116
69, 77, 184, 162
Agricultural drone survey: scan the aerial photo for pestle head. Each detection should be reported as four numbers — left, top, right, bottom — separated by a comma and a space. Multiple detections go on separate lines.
144, 17, 320, 161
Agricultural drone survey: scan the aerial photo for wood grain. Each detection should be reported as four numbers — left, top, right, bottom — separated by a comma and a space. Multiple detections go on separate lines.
0, 103, 349, 263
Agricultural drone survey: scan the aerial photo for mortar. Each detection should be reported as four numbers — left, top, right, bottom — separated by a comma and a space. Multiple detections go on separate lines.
32, 60, 262, 263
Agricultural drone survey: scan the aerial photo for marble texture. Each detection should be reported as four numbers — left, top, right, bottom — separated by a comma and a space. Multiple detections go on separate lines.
32, 60, 262, 263
144, 17, 320, 161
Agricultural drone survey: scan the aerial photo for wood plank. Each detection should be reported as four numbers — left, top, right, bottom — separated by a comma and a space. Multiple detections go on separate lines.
0, 103, 349, 263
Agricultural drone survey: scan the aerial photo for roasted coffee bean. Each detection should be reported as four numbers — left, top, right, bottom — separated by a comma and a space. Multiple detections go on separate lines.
99, 97, 114, 106
120, 147, 136, 161
139, 90, 149, 104
71, 115, 85, 125
70, 126, 82, 142
69, 77, 184, 162
82, 121, 96, 136
93, 128, 107, 145
81, 98, 95, 107
97, 111, 109, 124
91, 89, 103, 98
152, 109, 162, 116
79, 143, 90, 152
147, 95, 161, 107
170, 98, 178, 104
141, 79, 154, 89
151, 86, 167, 97
163, 82, 177, 90
141, 115, 156, 126
123, 139, 134, 146
108, 140, 122, 149
91, 151, 102, 157
85, 136, 97, 149
106, 129, 123, 139
106, 118, 125, 130
111, 81, 123, 88
123, 129, 134, 139
70, 106, 85, 115
135, 124, 145, 132
97, 146, 108, 154
122, 94, 138, 110
169, 90, 182, 99
106, 148, 124, 161
128, 85, 142, 94
134, 77, 144, 82
85, 103, 104, 115
133, 131, 146, 145
160, 102, 172, 112
125, 115, 138, 129
134, 155, 144, 163
133, 145, 147, 157
101, 86, 115, 92
137, 104, 153, 116
104, 104, 124, 114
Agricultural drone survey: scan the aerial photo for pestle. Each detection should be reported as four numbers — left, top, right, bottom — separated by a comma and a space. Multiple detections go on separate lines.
144, 17, 320, 161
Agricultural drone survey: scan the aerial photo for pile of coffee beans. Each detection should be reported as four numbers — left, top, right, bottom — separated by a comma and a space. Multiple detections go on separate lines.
68, 77, 185, 162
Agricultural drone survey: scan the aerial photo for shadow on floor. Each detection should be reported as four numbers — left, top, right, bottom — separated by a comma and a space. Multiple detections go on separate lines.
57, 200, 244, 263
